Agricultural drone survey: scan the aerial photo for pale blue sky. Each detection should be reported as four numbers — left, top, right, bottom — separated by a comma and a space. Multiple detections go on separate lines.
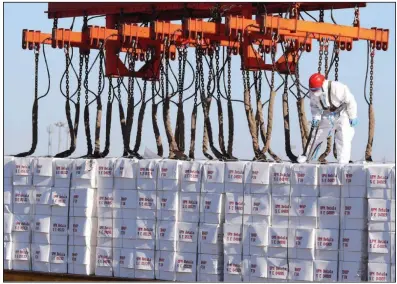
4, 3, 395, 162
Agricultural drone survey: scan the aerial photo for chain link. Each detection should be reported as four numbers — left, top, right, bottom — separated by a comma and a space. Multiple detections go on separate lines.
53, 18, 58, 29
98, 48, 104, 95
319, 9, 324, 22
194, 48, 200, 106
207, 48, 214, 96
353, 6, 360, 26
77, 54, 84, 103
215, 44, 221, 101
324, 40, 329, 79
177, 46, 183, 102
65, 49, 70, 99
108, 78, 113, 102
128, 43, 136, 103
334, 43, 340, 81
34, 49, 39, 100
164, 38, 170, 97
227, 47, 232, 100
318, 39, 324, 73
117, 77, 122, 101
198, 47, 206, 99
270, 38, 276, 91
84, 54, 89, 105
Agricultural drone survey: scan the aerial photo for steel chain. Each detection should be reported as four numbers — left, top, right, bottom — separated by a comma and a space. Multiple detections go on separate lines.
194, 48, 200, 106
324, 40, 329, 78
207, 49, 214, 96
353, 6, 360, 26
227, 47, 232, 100
65, 49, 70, 99
198, 47, 206, 98
177, 46, 183, 101
84, 54, 89, 105
78, 54, 84, 103
165, 38, 170, 97
108, 78, 112, 101
34, 49, 39, 100
98, 48, 104, 95
319, 9, 324, 22
215, 44, 222, 101
128, 43, 136, 103
334, 43, 340, 81
318, 39, 324, 73
270, 38, 276, 91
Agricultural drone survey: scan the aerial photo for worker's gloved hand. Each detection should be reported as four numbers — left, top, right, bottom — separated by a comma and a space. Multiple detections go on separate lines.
297, 155, 308, 164
349, 118, 358, 127
312, 119, 320, 127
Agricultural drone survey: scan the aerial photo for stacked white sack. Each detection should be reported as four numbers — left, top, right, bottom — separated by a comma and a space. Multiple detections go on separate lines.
112, 158, 138, 278
31, 158, 54, 273
271, 163, 292, 227
49, 158, 72, 273
197, 161, 224, 281
129, 158, 159, 280
197, 223, 223, 281
113, 159, 157, 280
211, 161, 242, 282
154, 160, 180, 281
12, 157, 34, 271
339, 164, 368, 282
68, 159, 97, 276
367, 165, 395, 282
224, 161, 248, 224
241, 162, 272, 283
201, 161, 225, 223
244, 162, 272, 224
314, 164, 341, 276
290, 164, 318, 229
4, 156, 14, 270
268, 163, 297, 282
4, 156, 14, 213
95, 158, 117, 277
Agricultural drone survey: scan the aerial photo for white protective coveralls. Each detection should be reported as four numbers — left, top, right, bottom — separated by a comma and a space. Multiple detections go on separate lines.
306, 79, 357, 164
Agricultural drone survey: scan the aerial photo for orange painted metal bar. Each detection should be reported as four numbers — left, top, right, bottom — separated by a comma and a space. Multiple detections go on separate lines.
24, 15, 388, 53
46, 2, 366, 20
226, 15, 389, 50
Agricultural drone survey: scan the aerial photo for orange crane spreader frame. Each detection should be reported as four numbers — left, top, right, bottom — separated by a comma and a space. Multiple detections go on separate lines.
22, 2, 389, 79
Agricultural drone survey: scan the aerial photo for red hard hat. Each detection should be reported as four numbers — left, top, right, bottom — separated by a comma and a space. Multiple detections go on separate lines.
309, 73, 325, 89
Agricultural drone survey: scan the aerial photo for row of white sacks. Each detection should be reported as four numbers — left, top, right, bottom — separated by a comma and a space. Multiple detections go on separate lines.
4, 157, 395, 196
4, 221, 394, 281
3, 156, 396, 282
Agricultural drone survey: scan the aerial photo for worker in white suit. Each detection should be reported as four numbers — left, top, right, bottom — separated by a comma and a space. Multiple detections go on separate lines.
298, 73, 358, 164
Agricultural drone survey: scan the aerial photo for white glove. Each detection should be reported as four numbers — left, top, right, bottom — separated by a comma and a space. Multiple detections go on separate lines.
297, 155, 307, 164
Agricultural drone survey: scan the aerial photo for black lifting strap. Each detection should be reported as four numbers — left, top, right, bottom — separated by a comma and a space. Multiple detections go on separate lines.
98, 78, 113, 158
116, 77, 130, 157
83, 53, 93, 157
93, 47, 105, 157
15, 50, 40, 157
125, 50, 136, 156
55, 53, 84, 158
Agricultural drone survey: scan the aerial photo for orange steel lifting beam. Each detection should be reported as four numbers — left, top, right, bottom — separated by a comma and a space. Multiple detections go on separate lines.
22, 10, 389, 78
46, 2, 366, 20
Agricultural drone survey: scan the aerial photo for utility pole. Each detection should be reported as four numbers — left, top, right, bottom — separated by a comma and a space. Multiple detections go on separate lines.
54, 122, 66, 153
46, 125, 54, 156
